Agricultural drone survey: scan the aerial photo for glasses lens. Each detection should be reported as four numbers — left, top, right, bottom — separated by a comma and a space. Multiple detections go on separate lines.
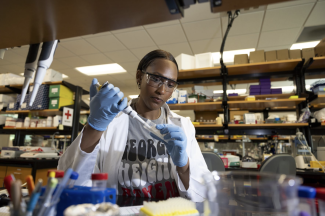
147, 74, 177, 92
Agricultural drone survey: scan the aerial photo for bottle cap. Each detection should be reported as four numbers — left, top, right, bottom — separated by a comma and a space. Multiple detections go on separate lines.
47, 170, 64, 178
298, 186, 316, 198
91, 173, 108, 180
316, 188, 325, 200
70, 171, 79, 180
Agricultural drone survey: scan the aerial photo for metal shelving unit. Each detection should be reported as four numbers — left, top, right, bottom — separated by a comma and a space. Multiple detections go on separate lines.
0, 81, 89, 144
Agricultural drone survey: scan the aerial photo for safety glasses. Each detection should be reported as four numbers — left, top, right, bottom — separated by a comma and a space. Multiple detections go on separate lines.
142, 71, 178, 92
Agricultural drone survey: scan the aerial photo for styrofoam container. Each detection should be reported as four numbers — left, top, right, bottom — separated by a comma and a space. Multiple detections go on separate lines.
175, 53, 195, 70
179, 90, 187, 97
178, 97, 187, 104
195, 53, 213, 68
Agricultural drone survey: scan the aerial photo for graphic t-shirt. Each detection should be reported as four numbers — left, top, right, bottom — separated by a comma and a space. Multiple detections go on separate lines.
117, 106, 179, 199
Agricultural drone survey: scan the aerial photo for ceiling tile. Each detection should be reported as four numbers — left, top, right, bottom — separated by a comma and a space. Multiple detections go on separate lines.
60, 36, 83, 42
262, 4, 314, 32
60, 39, 100, 55
104, 50, 138, 63
114, 30, 156, 49
54, 46, 75, 58
0, 64, 23, 74
258, 28, 301, 48
111, 26, 144, 34
267, 0, 316, 9
257, 44, 292, 51
0, 58, 12, 66
50, 59, 72, 70
159, 42, 193, 57
12, 47, 29, 57
180, 2, 220, 23
146, 24, 187, 45
144, 20, 180, 29
56, 56, 91, 68
221, 12, 264, 36
109, 72, 135, 82
56, 69, 80, 78
130, 46, 159, 59
182, 18, 222, 41
82, 31, 112, 39
305, 1, 325, 26
85, 35, 127, 52
224, 33, 259, 51
79, 53, 114, 65
2, 50, 25, 64
189, 38, 222, 54
118, 61, 139, 75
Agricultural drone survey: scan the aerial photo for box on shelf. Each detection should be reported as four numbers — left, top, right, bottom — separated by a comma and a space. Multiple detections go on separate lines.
0, 73, 24, 85
265, 51, 277, 62
0, 94, 16, 103
167, 89, 179, 104
245, 96, 255, 101
228, 93, 238, 96
178, 97, 186, 104
175, 53, 195, 70
276, 49, 289, 60
195, 53, 213, 68
49, 97, 74, 109
5, 117, 16, 127
289, 49, 302, 59
250, 92, 260, 95
49, 85, 73, 100
234, 54, 248, 65
244, 113, 256, 124
315, 38, 325, 57
42, 69, 63, 82
302, 48, 315, 60
250, 85, 261, 89
313, 86, 325, 95
249, 50, 265, 63
7, 102, 18, 111
178, 90, 187, 97
30, 85, 50, 110
188, 98, 197, 103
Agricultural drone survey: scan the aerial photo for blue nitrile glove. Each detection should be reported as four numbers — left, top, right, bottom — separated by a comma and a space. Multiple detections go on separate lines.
88, 78, 127, 131
150, 124, 188, 167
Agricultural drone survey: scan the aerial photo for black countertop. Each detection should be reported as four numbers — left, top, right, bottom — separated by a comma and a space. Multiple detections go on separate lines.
0, 158, 58, 169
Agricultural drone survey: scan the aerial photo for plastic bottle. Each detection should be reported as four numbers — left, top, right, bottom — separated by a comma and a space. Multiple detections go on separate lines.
24, 117, 30, 128
68, 171, 79, 188
298, 186, 317, 216
91, 173, 108, 190
48, 170, 64, 183
47, 116, 52, 127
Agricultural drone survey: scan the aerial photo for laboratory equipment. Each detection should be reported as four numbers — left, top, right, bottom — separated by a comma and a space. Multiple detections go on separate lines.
298, 186, 317, 216
91, 173, 108, 189
29, 40, 59, 106
20, 43, 40, 106
242, 148, 258, 168
202, 171, 302, 216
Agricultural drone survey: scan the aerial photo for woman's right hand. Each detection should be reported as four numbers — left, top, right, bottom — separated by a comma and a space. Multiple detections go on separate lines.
87, 78, 127, 131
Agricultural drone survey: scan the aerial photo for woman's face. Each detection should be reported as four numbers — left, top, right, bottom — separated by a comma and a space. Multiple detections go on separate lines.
137, 58, 178, 111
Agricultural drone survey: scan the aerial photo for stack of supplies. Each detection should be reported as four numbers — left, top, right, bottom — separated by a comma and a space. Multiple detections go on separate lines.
228, 93, 238, 96
271, 88, 283, 94
250, 85, 261, 95
260, 78, 271, 95
49, 84, 74, 109
310, 80, 325, 95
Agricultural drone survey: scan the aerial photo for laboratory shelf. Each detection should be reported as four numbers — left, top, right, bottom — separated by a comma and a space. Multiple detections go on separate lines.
310, 95, 325, 107
5, 109, 62, 116
227, 94, 295, 101
3, 126, 58, 130
228, 123, 308, 128
194, 124, 223, 128
307, 57, 325, 71
227, 98, 305, 110
178, 59, 301, 81
169, 102, 223, 111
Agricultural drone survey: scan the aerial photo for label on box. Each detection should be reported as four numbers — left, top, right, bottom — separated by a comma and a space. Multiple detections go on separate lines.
21, 103, 26, 109
52, 88, 58, 93
9, 103, 14, 109
52, 100, 58, 105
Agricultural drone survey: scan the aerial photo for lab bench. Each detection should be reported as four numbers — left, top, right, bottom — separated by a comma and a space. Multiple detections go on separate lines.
0, 158, 58, 187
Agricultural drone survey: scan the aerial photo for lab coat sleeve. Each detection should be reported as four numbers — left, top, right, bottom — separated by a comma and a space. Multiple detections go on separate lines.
57, 126, 104, 186
172, 118, 210, 202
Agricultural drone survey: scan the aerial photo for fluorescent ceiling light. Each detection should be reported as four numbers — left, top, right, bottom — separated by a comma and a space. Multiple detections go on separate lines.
171, 110, 181, 112
290, 41, 320, 50
214, 89, 247, 94
129, 95, 138, 99
76, 63, 127, 76
62, 74, 68, 78
212, 48, 255, 64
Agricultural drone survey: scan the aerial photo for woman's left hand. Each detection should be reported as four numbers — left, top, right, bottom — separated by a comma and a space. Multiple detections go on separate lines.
150, 124, 188, 167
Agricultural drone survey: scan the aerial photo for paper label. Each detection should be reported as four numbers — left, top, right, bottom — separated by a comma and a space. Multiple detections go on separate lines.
21, 103, 26, 109
52, 100, 58, 105
59, 124, 64, 130
9, 103, 14, 109
52, 88, 58, 93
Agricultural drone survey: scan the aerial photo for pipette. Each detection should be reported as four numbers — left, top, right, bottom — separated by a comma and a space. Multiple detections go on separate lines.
97, 81, 166, 141
29, 40, 58, 106
20, 43, 40, 106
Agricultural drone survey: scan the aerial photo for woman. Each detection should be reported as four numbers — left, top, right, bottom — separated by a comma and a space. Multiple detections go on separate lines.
58, 50, 209, 202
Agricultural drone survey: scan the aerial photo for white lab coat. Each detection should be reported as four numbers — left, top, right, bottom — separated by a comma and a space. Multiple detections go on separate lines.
58, 100, 210, 202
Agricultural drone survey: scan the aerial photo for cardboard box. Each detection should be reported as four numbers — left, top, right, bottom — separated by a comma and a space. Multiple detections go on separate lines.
289, 49, 302, 59
265, 51, 277, 62
234, 54, 248, 65
302, 48, 315, 60
249, 50, 265, 63
195, 53, 213, 68
175, 53, 195, 70
315, 38, 325, 57
276, 49, 289, 60
49, 97, 74, 109
49, 85, 73, 100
